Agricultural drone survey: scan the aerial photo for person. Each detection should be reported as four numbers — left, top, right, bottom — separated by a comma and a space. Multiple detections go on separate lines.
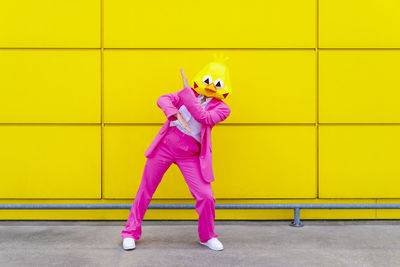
121, 56, 232, 251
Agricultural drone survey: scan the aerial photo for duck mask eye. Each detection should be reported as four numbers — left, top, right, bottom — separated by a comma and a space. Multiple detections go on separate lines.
213, 78, 224, 89
202, 75, 213, 85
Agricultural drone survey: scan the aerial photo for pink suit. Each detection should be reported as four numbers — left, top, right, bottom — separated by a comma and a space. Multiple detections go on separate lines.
121, 86, 231, 243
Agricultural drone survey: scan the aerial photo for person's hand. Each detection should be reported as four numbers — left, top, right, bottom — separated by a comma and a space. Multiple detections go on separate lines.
180, 68, 189, 88
174, 112, 192, 134
177, 68, 191, 133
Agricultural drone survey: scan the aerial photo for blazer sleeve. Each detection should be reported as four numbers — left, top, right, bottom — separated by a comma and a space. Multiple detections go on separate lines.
156, 90, 181, 121
178, 86, 231, 127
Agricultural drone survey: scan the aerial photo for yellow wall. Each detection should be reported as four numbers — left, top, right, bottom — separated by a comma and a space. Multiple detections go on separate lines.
1, 0, 400, 220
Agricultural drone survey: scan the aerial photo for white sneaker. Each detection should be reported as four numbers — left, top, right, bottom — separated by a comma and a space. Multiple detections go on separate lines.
122, 237, 136, 250
200, 237, 224, 251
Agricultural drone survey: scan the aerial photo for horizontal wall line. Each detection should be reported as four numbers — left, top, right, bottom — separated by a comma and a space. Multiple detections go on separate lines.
318, 123, 400, 126
2, 47, 400, 50
319, 48, 400, 50
0, 47, 316, 50
1, 122, 400, 126
0, 47, 101, 50
0, 123, 316, 126
0, 123, 102, 126
102, 47, 317, 50
105, 122, 318, 126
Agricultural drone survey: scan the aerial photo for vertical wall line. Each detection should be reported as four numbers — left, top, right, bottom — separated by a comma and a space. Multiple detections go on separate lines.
316, 0, 320, 198
100, 0, 104, 199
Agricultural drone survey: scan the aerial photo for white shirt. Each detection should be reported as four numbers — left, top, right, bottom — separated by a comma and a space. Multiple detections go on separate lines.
169, 94, 212, 144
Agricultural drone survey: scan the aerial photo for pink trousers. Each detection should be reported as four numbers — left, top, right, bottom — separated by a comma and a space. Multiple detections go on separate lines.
121, 126, 218, 243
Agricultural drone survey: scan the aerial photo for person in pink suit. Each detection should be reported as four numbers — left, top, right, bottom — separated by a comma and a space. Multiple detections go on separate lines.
121, 55, 232, 251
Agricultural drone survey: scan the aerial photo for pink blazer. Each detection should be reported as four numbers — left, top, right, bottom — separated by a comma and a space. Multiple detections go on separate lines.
144, 86, 231, 183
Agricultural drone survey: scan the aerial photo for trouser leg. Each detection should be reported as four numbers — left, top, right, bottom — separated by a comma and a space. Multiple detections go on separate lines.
176, 158, 218, 243
121, 150, 173, 240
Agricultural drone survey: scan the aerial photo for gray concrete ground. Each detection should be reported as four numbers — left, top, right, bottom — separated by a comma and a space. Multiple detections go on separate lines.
0, 220, 400, 267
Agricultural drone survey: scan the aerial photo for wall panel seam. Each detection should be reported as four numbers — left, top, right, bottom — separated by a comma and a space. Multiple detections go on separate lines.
316, 0, 320, 199
101, 0, 104, 199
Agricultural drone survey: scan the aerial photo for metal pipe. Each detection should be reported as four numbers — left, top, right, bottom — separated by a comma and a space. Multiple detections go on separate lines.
1, 203, 399, 227
1, 203, 400, 209
290, 208, 304, 227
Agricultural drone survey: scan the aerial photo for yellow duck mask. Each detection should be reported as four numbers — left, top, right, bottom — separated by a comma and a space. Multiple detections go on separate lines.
190, 54, 232, 100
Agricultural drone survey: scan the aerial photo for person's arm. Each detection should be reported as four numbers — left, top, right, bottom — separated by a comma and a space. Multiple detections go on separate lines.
157, 89, 192, 133
156, 90, 181, 121
178, 68, 231, 126
178, 86, 231, 127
